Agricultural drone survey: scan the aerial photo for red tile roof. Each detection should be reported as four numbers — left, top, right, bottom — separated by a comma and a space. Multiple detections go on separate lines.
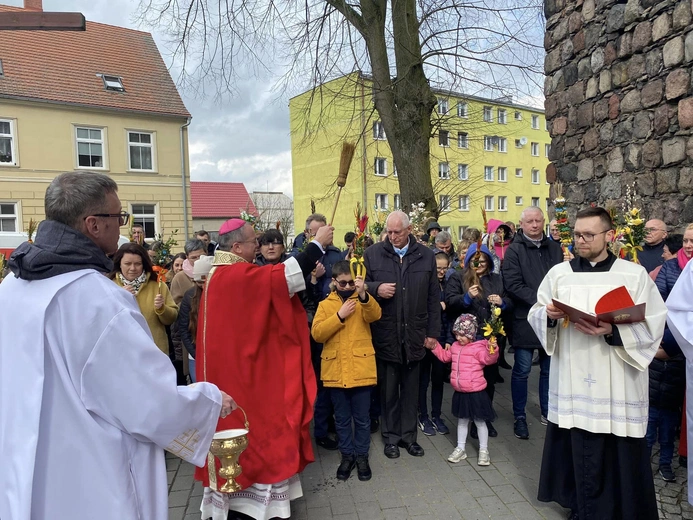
0, 4, 189, 117
191, 182, 258, 218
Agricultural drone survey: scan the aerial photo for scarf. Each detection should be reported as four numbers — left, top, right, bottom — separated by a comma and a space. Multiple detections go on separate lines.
678, 247, 692, 270
118, 271, 147, 295
182, 258, 194, 279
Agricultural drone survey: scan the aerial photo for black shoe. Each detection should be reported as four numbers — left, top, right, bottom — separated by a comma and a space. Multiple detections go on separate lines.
680, 456, 688, 468
316, 436, 338, 450
470, 422, 478, 439
499, 359, 512, 370
496, 374, 505, 383
487, 421, 498, 437
659, 464, 676, 482
336, 454, 356, 480
384, 443, 400, 458
514, 418, 529, 439
355, 455, 372, 481
370, 418, 379, 434
397, 440, 425, 456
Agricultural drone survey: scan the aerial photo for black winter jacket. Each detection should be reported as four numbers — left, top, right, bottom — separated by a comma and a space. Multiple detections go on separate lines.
364, 236, 441, 364
501, 230, 564, 348
649, 356, 686, 411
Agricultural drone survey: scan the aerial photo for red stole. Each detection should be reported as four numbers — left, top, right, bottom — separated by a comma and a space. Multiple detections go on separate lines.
193, 260, 316, 489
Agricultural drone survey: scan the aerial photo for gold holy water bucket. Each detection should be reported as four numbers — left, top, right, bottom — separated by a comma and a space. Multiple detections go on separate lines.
209, 406, 250, 493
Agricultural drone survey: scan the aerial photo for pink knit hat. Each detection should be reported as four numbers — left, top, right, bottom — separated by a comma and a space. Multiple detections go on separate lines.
453, 314, 478, 341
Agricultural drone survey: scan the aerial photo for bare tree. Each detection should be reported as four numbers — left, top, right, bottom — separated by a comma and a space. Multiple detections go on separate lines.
137, 0, 544, 217
250, 191, 295, 247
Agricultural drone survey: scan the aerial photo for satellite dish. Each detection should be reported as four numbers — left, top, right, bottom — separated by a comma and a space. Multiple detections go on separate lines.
519, 137, 528, 146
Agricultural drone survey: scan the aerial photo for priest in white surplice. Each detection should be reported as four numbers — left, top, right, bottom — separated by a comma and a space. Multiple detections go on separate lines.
666, 251, 693, 504
528, 207, 667, 520
0, 172, 235, 520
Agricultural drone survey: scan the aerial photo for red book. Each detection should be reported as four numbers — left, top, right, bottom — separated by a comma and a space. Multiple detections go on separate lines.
552, 286, 646, 326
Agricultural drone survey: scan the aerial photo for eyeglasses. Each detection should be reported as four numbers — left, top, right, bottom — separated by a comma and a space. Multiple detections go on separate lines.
335, 280, 356, 288
87, 212, 130, 226
573, 230, 609, 242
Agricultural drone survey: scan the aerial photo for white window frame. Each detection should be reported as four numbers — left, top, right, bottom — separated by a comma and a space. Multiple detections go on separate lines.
483, 106, 493, 122
458, 195, 470, 211
457, 103, 468, 118
531, 142, 539, 156
373, 121, 386, 140
130, 203, 158, 239
531, 197, 540, 207
441, 226, 451, 233
545, 144, 551, 157
458, 225, 468, 241
439, 195, 450, 212
531, 115, 539, 129
127, 130, 156, 172
484, 196, 495, 211
75, 126, 107, 170
438, 162, 450, 179
484, 136, 494, 151
498, 196, 508, 212
457, 132, 468, 149
458, 164, 469, 180
438, 99, 449, 115
498, 138, 507, 153
515, 168, 523, 178
531, 169, 540, 184
498, 109, 507, 124
484, 166, 494, 182
0, 201, 19, 233
515, 111, 522, 121
374, 157, 387, 176
516, 196, 523, 205
375, 193, 389, 210
515, 139, 522, 148
393, 194, 401, 210
0, 118, 18, 166
439, 129, 450, 147
498, 167, 507, 182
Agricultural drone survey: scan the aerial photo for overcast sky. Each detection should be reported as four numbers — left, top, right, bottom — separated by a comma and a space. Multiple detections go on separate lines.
7, 0, 296, 196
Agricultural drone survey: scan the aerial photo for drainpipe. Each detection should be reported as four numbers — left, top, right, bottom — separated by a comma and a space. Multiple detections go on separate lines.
180, 116, 192, 238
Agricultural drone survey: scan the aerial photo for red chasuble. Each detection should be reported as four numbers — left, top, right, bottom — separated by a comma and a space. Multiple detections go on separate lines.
193, 259, 316, 490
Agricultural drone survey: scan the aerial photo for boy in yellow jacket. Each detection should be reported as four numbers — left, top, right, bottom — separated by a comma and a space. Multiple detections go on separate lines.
312, 260, 382, 481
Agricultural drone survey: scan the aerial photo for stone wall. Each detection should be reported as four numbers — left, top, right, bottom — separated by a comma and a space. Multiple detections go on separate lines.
544, 0, 693, 229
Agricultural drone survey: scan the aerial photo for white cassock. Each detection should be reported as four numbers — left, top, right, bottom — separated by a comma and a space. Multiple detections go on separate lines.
666, 259, 693, 503
0, 270, 223, 520
528, 258, 667, 437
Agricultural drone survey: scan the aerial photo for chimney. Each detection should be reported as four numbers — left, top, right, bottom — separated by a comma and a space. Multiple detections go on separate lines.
24, 0, 43, 11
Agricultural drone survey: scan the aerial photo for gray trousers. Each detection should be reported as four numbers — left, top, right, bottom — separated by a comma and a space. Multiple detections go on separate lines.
378, 358, 420, 445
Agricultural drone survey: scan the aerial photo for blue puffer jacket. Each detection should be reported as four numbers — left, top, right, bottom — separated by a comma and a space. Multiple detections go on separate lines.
655, 258, 684, 356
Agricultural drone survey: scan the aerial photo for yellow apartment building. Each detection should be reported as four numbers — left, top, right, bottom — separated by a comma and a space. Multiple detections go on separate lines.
290, 72, 551, 246
0, 1, 192, 247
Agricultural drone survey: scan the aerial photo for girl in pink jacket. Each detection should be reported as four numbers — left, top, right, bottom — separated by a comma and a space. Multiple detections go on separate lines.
426, 313, 498, 465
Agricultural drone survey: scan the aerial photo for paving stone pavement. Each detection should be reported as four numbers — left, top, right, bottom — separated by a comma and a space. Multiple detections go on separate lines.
168, 358, 690, 519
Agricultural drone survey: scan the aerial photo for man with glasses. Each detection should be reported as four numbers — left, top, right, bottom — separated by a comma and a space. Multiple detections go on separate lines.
638, 219, 669, 273
131, 223, 150, 249
0, 171, 234, 520
502, 206, 565, 440
528, 206, 667, 520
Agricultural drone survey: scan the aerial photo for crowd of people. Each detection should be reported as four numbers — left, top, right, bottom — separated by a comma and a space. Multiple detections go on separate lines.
2, 170, 693, 520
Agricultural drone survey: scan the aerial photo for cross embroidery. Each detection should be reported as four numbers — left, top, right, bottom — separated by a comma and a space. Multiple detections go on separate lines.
584, 374, 597, 388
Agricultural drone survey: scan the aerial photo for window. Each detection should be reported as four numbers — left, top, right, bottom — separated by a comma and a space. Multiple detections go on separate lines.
394, 194, 401, 210
457, 132, 468, 148
531, 142, 539, 156
498, 196, 507, 211
128, 131, 154, 171
483, 106, 492, 122
373, 121, 386, 140
102, 75, 125, 92
438, 99, 449, 114
515, 111, 522, 120
0, 202, 17, 232
439, 130, 449, 147
131, 204, 157, 238
531, 115, 539, 129
515, 168, 523, 177
458, 163, 469, 180
375, 193, 388, 210
498, 109, 507, 124
498, 167, 507, 182
484, 166, 494, 181
532, 197, 540, 207
0, 59, 4, 77
438, 162, 450, 179
485, 196, 494, 211
458, 226, 469, 241
531, 169, 540, 184
459, 195, 470, 211
515, 139, 522, 148
457, 103, 468, 117
484, 136, 494, 151
440, 195, 450, 211
374, 157, 387, 176
498, 138, 507, 152
516, 196, 523, 205
545, 144, 551, 157
76, 127, 105, 168
441, 226, 451, 233
393, 165, 398, 177
0, 119, 16, 165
